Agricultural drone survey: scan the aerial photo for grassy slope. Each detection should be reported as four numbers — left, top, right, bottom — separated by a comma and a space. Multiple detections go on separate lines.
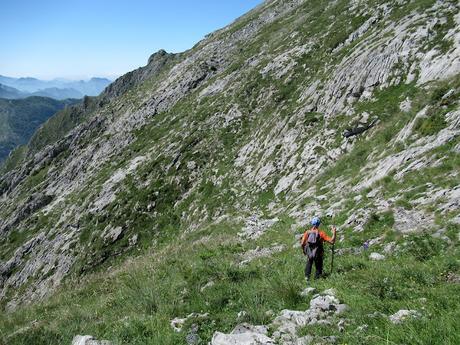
1, 210, 458, 344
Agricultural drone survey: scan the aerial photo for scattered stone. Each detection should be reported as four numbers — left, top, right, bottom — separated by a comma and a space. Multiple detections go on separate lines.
367, 311, 387, 318
309, 294, 341, 311
366, 188, 379, 198
128, 234, 138, 246
322, 288, 337, 297
368, 236, 384, 247
71, 335, 112, 345
389, 310, 421, 324
170, 317, 187, 333
296, 335, 314, 344
355, 324, 368, 333
300, 287, 316, 297
431, 229, 452, 244
335, 247, 363, 256
200, 280, 215, 292
186, 161, 197, 170
238, 215, 279, 240
369, 252, 385, 261
146, 202, 156, 212
345, 209, 372, 232
450, 214, 460, 225
102, 226, 123, 243
319, 336, 338, 344
337, 319, 346, 332
399, 98, 412, 112
186, 324, 201, 345
441, 89, 455, 101
393, 208, 434, 233
237, 311, 248, 319
211, 323, 274, 345
446, 272, 460, 284
335, 304, 349, 315
383, 242, 397, 255
170, 313, 209, 332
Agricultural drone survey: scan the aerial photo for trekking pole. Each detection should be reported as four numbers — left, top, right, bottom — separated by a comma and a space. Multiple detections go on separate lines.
330, 243, 335, 274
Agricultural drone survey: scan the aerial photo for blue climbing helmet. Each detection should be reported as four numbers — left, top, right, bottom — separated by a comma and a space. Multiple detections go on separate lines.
311, 216, 321, 227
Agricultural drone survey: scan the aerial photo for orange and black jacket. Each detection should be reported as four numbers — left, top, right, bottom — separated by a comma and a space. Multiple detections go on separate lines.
300, 228, 333, 254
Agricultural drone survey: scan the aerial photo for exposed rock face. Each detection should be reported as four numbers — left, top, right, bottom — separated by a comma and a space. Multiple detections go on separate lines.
1, 0, 459, 312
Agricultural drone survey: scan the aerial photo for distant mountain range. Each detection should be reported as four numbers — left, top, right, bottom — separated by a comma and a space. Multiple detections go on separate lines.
0, 75, 110, 160
0, 75, 111, 100
0, 96, 79, 161
0, 83, 84, 100
0, 83, 26, 99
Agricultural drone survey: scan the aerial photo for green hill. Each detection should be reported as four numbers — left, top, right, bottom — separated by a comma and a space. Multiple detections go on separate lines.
0, 97, 78, 162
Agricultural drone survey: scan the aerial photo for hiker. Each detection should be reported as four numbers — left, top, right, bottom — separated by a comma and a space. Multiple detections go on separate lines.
300, 216, 336, 281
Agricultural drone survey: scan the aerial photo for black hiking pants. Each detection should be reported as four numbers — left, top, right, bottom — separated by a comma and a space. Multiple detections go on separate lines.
305, 254, 323, 280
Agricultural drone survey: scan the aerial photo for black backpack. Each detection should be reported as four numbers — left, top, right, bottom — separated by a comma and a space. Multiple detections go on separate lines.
304, 230, 321, 259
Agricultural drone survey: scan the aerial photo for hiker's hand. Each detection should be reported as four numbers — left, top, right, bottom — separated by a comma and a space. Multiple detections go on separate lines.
331, 225, 337, 233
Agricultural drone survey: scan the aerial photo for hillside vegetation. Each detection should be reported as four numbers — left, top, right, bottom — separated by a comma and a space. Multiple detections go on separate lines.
0, 97, 78, 162
0, 0, 459, 344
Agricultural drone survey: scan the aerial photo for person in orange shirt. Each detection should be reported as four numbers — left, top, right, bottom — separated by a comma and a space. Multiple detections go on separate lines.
300, 216, 336, 281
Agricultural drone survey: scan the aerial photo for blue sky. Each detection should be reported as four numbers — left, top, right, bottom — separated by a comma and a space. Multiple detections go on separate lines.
0, 0, 262, 80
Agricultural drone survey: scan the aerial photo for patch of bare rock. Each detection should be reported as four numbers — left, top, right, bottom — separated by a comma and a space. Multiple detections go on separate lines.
238, 215, 279, 240
71, 335, 112, 345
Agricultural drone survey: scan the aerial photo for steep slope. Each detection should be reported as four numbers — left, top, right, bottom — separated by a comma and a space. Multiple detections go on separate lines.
0, 0, 459, 344
0, 97, 79, 162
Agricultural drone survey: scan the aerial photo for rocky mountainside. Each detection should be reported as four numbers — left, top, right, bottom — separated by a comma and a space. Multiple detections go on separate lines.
1, 0, 459, 344
0, 97, 79, 162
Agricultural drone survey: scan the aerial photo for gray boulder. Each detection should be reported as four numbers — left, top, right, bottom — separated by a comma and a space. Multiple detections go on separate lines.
369, 252, 385, 261
389, 309, 421, 324
71, 335, 112, 345
211, 323, 274, 345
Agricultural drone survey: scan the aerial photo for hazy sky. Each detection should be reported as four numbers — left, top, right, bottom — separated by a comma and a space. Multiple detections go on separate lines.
0, 0, 262, 80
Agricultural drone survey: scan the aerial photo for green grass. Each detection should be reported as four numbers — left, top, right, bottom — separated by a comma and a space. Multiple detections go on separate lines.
1, 210, 458, 345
